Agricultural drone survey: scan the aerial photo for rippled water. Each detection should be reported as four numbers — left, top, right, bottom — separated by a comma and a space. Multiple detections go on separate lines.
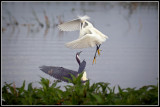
2, 2, 158, 90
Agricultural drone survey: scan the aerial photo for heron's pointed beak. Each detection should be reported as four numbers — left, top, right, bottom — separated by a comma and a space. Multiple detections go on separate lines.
77, 51, 82, 55
92, 56, 96, 64
79, 51, 82, 54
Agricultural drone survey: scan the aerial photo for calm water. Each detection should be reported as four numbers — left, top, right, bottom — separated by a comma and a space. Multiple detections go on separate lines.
2, 2, 158, 90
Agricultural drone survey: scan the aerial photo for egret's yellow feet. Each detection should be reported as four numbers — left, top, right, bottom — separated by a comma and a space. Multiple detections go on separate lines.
97, 49, 100, 56
92, 56, 96, 64
97, 49, 102, 56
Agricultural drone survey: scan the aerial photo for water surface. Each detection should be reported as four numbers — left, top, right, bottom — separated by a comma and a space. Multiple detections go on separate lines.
2, 2, 158, 90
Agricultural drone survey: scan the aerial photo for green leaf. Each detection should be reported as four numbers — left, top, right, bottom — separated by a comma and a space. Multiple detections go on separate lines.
28, 83, 33, 92
118, 85, 123, 93
70, 73, 77, 84
90, 93, 103, 104
63, 77, 72, 83
76, 72, 84, 81
2, 77, 158, 105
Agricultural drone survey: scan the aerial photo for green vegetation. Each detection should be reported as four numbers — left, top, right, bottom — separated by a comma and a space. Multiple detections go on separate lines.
2, 73, 158, 105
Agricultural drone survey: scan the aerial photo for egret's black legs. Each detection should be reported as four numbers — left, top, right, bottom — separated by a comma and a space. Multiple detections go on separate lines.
92, 44, 101, 64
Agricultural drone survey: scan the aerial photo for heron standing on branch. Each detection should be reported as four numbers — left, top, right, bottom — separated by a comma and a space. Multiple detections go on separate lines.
58, 15, 109, 64
40, 51, 88, 83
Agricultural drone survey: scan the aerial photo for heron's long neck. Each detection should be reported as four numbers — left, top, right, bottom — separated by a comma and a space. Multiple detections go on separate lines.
76, 54, 81, 66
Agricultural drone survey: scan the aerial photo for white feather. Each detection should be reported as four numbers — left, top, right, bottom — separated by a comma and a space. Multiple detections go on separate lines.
58, 15, 90, 31
81, 71, 88, 81
78, 15, 90, 21
58, 15, 108, 50
77, 71, 88, 81
65, 33, 105, 49
58, 19, 81, 31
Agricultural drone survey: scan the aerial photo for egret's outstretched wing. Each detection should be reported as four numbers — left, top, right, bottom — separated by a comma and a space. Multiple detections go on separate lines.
78, 60, 86, 73
58, 19, 81, 31
40, 66, 78, 82
65, 34, 102, 49
58, 15, 90, 31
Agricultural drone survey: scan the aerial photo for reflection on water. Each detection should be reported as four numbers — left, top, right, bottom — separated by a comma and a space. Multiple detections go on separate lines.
2, 2, 158, 91
2, 2, 158, 36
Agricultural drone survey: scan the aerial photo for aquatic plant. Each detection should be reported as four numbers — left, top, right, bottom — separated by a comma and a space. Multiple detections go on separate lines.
2, 73, 158, 105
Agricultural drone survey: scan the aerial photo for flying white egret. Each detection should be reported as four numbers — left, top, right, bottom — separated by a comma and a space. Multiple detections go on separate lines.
58, 15, 109, 64
40, 51, 88, 83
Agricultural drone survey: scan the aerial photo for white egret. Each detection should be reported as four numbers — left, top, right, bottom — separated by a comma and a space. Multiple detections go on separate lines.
58, 15, 109, 64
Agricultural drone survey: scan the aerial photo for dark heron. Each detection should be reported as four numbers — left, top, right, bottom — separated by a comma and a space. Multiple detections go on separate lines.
39, 51, 88, 83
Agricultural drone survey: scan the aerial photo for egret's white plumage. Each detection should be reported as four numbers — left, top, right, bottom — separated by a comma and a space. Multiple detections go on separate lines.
58, 15, 108, 49
58, 15, 90, 32
58, 15, 109, 64
66, 33, 101, 49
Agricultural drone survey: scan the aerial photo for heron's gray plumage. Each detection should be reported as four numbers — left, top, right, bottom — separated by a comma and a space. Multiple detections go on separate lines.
40, 59, 87, 83
40, 66, 79, 82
